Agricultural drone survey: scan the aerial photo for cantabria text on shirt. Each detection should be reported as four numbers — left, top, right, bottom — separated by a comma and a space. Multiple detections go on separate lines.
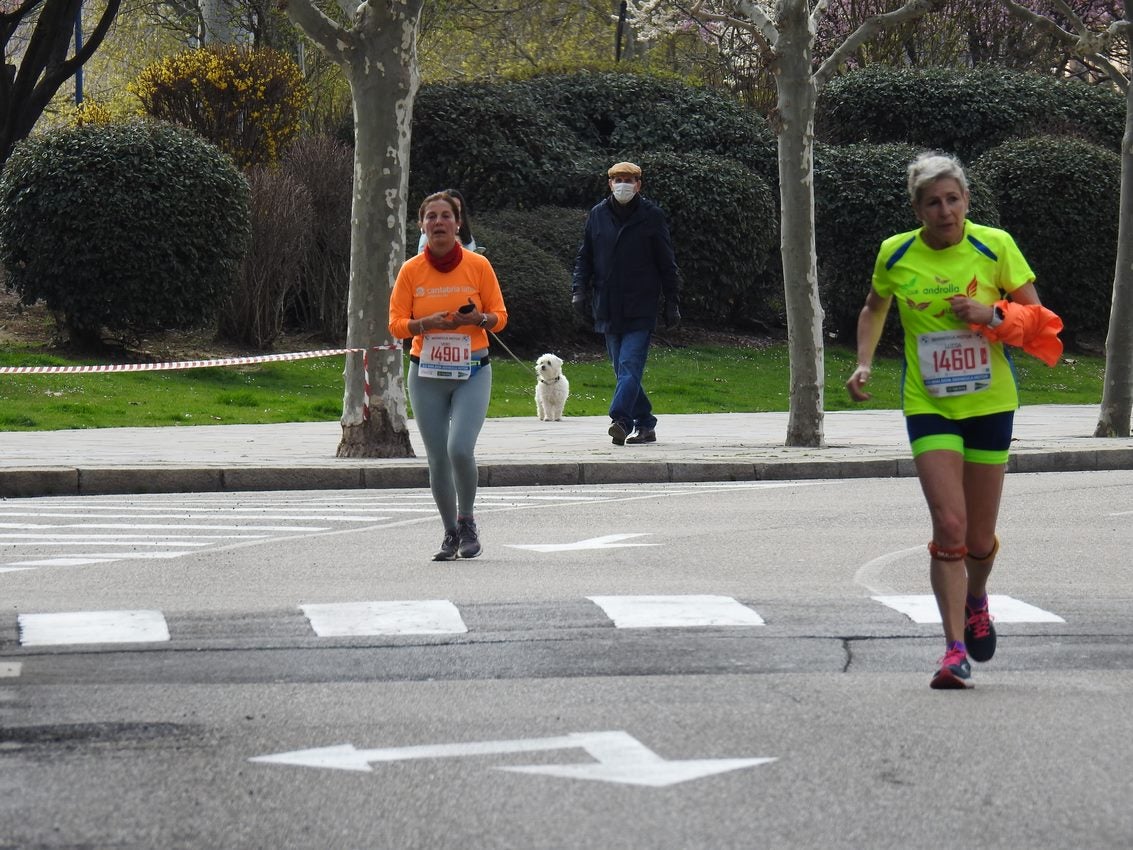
917, 329, 991, 397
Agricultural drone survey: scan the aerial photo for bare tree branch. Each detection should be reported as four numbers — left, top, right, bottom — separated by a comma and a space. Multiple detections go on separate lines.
278, 0, 352, 61
815, 0, 943, 87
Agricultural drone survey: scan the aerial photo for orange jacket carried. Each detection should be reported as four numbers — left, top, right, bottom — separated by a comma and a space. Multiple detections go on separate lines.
969, 300, 1063, 367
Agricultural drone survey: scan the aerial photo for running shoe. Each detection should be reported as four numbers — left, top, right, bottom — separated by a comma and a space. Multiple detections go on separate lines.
457, 517, 481, 559
433, 530, 460, 561
965, 599, 997, 662
930, 647, 973, 690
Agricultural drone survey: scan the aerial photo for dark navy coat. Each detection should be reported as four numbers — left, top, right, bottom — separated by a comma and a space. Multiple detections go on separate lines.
571, 195, 680, 334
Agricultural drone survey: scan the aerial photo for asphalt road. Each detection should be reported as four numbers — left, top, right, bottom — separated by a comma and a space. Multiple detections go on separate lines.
2, 472, 1132, 849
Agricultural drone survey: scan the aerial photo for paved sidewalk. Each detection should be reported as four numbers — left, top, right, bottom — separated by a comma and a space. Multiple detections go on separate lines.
1, 405, 1131, 497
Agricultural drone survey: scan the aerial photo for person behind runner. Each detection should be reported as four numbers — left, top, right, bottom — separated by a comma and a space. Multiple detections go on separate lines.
846, 151, 1049, 690
390, 191, 507, 561
417, 188, 477, 254
571, 161, 681, 446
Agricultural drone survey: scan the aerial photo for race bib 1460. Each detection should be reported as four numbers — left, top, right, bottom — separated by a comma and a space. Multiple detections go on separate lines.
917, 329, 991, 397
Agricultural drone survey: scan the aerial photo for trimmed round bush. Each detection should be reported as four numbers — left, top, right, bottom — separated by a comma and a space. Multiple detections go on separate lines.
815, 142, 999, 344
0, 120, 250, 347
476, 205, 590, 272
971, 135, 1119, 344
409, 71, 779, 212
475, 223, 576, 355
409, 82, 581, 211
817, 67, 1125, 161
518, 70, 778, 180
630, 151, 777, 327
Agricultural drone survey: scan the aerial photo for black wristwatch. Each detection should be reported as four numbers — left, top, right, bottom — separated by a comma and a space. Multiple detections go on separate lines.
479, 315, 489, 328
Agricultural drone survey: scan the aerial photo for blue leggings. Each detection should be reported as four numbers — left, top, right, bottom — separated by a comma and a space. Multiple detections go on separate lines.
408, 360, 492, 530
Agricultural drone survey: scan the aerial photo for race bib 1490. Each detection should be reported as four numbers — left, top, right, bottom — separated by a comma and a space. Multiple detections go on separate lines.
418, 333, 472, 380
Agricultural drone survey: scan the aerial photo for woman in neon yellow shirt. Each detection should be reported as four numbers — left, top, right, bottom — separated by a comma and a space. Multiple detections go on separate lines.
847, 152, 1046, 690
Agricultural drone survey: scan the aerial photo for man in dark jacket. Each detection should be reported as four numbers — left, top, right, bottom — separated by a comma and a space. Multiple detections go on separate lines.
572, 161, 681, 445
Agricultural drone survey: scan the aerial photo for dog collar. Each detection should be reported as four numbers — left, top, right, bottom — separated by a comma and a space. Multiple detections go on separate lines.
538, 376, 561, 384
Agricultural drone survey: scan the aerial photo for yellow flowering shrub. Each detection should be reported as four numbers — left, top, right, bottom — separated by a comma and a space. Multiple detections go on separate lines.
130, 45, 309, 168
68, 100, 117, 127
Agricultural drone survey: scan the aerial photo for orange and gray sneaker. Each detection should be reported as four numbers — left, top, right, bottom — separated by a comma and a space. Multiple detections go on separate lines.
964, 597, 997, 662
930, 645, 973, 690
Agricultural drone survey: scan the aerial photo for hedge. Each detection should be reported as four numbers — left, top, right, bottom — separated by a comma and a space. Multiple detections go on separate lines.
0, 120, 250, 347
971, 135, 1120, 344
815, 142, 999, 344
816, 66, 1125, 162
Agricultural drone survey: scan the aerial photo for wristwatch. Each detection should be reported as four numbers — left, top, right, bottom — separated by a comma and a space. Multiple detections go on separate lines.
479, 314, 489, 328
988, 306, 1005, 328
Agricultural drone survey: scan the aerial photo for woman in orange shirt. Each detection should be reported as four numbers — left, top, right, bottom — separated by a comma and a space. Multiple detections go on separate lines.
389, 192, 508, 561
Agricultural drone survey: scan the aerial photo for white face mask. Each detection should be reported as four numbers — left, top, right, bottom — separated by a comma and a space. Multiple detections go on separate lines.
611, 182, 637, 204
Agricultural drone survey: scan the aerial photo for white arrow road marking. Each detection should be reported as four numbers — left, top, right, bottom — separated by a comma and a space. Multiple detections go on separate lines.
250, 730, 775, 787
873, 594, 1065, 624
18, 610, 171, 646
301, 600, 468, 636
589, 595, 765, 628
507, 533, 658, 552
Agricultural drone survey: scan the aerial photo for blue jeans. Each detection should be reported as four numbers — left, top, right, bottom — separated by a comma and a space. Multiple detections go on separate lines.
605, 329, 656, 432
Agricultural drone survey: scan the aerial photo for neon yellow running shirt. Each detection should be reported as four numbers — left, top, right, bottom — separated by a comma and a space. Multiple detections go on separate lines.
871, 221, 1035, 418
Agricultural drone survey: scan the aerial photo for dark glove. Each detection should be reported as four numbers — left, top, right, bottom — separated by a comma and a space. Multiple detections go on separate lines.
664, 299, 681, 330
572, 293, 589, 319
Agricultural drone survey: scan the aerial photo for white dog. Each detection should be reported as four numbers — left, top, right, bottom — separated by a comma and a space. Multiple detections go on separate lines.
535, 353, 569, 421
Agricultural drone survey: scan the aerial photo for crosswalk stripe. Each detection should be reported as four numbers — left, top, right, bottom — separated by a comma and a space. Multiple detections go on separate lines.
587, 595, 765, 628
18, 610, 171, 646
300, 600, 469, 637
872, 594, 1065, 624
11, 595, 1073, 647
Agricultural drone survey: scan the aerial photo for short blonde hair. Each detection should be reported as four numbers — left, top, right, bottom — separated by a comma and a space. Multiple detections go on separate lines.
907, 152, 969, 203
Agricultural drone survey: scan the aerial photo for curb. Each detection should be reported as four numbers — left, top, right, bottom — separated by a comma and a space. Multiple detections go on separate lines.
3, 448, 1132, 498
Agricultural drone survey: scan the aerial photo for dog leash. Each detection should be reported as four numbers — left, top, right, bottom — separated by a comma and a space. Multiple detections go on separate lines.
489, 330, 531, 370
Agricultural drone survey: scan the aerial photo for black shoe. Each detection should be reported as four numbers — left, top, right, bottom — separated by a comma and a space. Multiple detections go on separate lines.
608, 420, 628, 446
625, 428, 656, 444
433, 529, 460, 561
457, 516, 481, 559
964, 600, 997, 662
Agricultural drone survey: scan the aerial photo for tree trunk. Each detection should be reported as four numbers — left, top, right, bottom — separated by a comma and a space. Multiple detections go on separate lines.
335, 22, 417, 458
1095, 74, 1133, 438
282, 0, 419, 458
774, 1, 825, 448
197, 0, 239, 44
